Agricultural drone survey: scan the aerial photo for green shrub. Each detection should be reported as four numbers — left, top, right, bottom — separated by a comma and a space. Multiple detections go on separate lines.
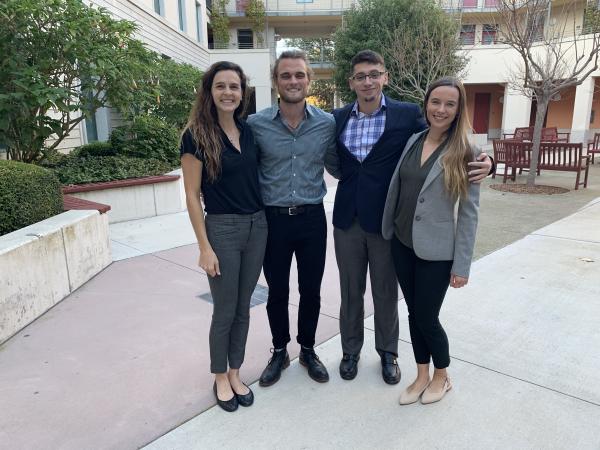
110, 115, 180, 165
73, 141, 116, 158
36, 149, 69, 169
0, 160, 63, 235
55, 155, 172, 185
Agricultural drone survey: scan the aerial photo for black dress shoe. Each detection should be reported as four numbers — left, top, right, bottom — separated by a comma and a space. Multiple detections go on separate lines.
339, 353, 360, 380
213, 382, 238, 412
299, 348, 329, 383
259, 349, 290, 387
380, 351, 401, 385
234, 384, 254, 407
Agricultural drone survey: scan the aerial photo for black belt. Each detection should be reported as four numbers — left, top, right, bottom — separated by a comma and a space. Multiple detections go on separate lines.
266, 203, 322, 216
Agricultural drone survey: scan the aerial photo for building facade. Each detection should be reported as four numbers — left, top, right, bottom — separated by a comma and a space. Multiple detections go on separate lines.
224, 0, 599, 144
59, 0, 271, 150
51, 0, 600, 149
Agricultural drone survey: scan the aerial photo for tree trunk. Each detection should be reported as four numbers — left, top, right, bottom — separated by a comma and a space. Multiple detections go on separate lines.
527, 96, 549, 187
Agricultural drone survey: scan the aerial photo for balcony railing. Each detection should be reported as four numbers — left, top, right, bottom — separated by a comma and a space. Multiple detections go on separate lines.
209, 41, 276, 50
226, 0, 359, 16
436, 0, 499, 12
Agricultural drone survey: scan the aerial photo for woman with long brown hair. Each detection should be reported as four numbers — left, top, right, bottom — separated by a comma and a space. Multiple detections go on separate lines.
180, 61, 267, 412
382, 77, 480, 405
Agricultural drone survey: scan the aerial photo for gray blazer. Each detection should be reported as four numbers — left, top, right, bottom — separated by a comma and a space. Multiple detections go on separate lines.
382, 130, 480, 278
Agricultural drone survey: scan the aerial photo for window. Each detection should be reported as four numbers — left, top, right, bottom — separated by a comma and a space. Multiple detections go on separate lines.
460, 24, 476, 45
85, 115, 98, 142
583, 1, 600, 34
196, 2, 203, 42
484, 0, 497, 6
526, 11, 545, 42
296, 0, 314, 3
237, 29, 253, 49
153, 0, 164, 16
482, 24, 498, 44
178, 0, 187, 31
462, 0, 477, 7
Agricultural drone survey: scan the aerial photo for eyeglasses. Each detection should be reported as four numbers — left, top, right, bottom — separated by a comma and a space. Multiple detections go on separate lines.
350, 71, 386, 82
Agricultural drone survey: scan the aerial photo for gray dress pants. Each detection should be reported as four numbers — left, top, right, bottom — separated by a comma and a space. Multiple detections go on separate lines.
205, 210, 267, 373
334, 219, 399, 357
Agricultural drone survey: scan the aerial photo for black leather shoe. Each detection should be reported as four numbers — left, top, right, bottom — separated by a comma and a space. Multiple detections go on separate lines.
259, 349, 290, 387
213, 382, 238, 412
339, 353, 360, 380
234, 384, 254, 407
299, 348, 329, 383
380, 352, 401, 385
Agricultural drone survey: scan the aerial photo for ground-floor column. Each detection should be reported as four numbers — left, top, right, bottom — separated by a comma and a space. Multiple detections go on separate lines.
501, 86, 532, 136
570, 77, 595, 143
254, 85, 273, 110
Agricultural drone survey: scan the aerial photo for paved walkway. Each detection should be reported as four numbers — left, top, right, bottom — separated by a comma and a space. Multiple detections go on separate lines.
1, 164, 599, 450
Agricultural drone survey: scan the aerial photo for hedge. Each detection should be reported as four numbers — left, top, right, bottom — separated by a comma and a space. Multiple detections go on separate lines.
54, 155, 173, 185
73, 141, 116, 158
110, 115, 180, 165
0, 160, 64, 236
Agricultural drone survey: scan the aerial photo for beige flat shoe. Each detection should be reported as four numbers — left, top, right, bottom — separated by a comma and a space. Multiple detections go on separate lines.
420, 377, 452, 404
399, 381, 430, 405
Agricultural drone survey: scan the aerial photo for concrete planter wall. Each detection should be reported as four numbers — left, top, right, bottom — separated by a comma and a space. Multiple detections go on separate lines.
0, 210, 111, 344
63, 169, 185, 224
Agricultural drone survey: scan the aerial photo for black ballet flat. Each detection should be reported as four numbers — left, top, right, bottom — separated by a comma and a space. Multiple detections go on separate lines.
213, 382, 238, 412
234, 384, 254, 407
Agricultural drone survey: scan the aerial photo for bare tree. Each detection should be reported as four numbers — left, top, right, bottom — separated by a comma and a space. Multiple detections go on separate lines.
495, 0, 600, 186
384, 14, 468, 104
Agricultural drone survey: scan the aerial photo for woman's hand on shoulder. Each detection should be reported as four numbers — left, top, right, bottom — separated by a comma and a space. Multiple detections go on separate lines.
199, 247, 220, 277
450, 273, 468, 288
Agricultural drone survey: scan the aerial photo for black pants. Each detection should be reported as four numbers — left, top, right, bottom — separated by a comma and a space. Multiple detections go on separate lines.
263, 204, 327, 349
391, 237, 452, 369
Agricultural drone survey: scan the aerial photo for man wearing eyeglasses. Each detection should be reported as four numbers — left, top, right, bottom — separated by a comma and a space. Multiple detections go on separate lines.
328, 50, 492, 384
248, 50, 339, 387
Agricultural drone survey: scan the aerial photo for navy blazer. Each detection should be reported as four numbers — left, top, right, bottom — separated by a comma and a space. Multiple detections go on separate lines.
331, 96, 427, 234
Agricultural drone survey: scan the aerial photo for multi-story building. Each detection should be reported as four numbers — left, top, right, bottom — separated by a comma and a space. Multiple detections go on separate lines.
452, 0, 599, 144
225, 0, 599, 144
43, 0, 600, 150
57, 0, 272, 151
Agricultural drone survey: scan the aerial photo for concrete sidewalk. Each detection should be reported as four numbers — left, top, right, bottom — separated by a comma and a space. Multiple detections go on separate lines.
144, 197, 600, 450
1, 166, 599, 450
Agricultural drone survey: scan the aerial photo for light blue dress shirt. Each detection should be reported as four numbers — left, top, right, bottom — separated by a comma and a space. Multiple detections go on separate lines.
247, 103, 339, 207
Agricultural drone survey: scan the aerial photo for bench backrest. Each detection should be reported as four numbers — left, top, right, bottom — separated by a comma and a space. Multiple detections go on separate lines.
541, 127, 559, 142
504, 141, 583, 168
512, 126, 561, 142
514, 127, 532, 141
492, 139, 510, 164
539, 142, 583, 169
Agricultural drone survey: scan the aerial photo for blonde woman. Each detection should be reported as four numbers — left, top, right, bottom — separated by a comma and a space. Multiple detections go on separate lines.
382, 77, 480, 405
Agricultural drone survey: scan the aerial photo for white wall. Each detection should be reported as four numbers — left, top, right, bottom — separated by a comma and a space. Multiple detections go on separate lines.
89, 0, 210, 67
0, 211, 111, 344
209, 49, 274, 111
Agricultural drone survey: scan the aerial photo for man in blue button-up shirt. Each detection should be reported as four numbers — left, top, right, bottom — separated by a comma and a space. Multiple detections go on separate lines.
247, 50, 339, 387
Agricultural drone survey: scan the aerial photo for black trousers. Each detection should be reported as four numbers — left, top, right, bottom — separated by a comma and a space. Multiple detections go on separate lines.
391, 237, 452, 369
263, 204, 327, 349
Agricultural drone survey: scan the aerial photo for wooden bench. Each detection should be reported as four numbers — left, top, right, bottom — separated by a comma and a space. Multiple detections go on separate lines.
587, 132, 600, 164
501, 140, 590, 189
492, 139, 509, 179
503, 126, 570, 143
492, 139, 540, 179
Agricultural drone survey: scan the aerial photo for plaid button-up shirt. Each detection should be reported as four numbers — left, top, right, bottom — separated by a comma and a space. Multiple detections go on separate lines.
341, 96, 387, 162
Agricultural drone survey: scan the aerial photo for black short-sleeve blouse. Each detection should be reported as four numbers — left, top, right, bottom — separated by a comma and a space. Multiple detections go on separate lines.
180, 121, 263, 214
